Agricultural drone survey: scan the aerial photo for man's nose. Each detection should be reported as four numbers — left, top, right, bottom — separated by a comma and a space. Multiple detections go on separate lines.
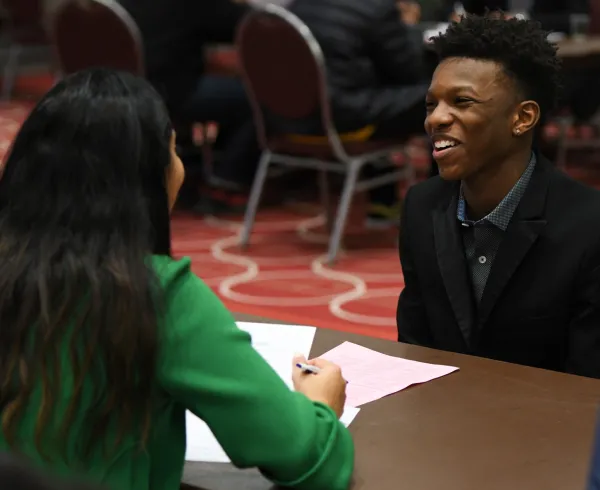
426, 103, 453, 129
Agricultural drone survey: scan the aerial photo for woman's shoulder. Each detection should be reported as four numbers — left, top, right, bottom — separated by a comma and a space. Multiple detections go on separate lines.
150, 254, 192, 282
149, 255, 214, 303
149, 254, 233, 325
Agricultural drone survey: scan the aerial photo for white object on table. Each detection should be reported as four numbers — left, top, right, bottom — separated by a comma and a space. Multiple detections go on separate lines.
186, 405, 360, 463
185, 322, 360, 463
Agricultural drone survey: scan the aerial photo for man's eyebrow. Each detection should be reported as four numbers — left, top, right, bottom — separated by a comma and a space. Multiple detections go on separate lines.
426, 85, 479, 97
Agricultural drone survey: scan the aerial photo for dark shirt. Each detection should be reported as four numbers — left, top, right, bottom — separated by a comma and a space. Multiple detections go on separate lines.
457, 155, 536, 302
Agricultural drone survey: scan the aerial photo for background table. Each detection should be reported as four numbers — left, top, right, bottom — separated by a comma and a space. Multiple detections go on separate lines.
182, 313, 600, 490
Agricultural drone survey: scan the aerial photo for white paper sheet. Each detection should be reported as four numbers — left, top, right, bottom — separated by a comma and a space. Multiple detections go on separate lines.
185, 322, 360, 463
237, 321, 318, 389
186, 405, 361, 463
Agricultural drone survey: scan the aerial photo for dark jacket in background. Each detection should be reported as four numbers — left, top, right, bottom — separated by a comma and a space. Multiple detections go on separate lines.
418, 0, 455, 22
462, 0, 589, 33
530, 0, 589, 33
461, 0, 508, 14
118, 0, 248, 115
288, 0, 428, 131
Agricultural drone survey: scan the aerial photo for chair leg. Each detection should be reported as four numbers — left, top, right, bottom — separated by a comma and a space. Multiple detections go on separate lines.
201, 124, 213, 173
402, 148, 417, 187
327, 162, 360, 265
556, 119, 569, 170
318, 169, 333, 233
2, 44, 22, 101
240, 150, 272, 248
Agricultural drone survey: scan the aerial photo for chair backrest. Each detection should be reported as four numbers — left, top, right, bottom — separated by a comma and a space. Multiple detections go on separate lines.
236, 4, 345, 156
50, 0, 143, 76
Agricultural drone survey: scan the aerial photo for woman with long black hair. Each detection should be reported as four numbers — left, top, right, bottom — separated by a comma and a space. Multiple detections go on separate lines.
0, 69, 352, 490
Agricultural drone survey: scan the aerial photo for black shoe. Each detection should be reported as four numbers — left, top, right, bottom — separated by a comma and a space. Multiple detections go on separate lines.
365, 201, 402, 229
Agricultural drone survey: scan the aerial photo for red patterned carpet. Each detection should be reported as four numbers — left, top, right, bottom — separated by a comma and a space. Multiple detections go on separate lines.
4, 74, 600, 340
172, 206, 402, 340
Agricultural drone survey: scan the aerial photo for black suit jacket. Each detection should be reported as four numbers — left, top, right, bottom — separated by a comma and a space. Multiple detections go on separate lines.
397, 157, 600, 378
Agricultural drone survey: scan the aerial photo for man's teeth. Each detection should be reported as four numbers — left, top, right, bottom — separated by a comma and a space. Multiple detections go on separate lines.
434, 140, 458, 150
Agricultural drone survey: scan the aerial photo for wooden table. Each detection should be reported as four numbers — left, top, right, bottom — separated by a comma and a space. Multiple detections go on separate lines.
557, 36, 600, 58
182, 313, 600, 490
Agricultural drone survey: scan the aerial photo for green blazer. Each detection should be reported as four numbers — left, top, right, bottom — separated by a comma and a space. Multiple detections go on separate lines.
0, 256, 354, 490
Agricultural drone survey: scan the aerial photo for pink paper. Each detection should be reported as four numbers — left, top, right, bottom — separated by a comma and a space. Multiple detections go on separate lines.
320, 342, 459, 407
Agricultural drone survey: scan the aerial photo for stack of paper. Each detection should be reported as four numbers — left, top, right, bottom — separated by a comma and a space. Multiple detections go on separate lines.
185, 322, 360, 463
320, 341, 459, 407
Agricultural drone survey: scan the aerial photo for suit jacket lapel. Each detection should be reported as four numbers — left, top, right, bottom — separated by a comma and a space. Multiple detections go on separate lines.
432, 191, 474, 346
477, 156, 551, 327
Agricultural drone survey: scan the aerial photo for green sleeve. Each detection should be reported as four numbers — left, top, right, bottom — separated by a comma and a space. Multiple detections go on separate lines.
152, 256, 354, 490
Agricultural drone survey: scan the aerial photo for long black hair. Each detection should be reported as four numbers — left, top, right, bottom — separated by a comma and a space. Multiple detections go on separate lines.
0, 68, 173, 457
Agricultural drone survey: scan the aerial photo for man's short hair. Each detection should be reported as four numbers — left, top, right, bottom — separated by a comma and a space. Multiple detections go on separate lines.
431, 15, 562, 117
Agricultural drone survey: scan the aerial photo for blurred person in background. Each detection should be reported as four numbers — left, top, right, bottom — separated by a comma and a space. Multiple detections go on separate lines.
119, 0, 261, 213
418, 0, 464, 22
529, 0, 600, 137
461, 0, 589, 32
288, 0, 429, 227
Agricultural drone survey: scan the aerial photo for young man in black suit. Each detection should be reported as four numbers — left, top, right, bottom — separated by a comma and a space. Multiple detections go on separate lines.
396, 15, 600, 378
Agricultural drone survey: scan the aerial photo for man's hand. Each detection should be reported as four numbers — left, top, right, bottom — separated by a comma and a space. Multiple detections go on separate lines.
397, 1, 421, 25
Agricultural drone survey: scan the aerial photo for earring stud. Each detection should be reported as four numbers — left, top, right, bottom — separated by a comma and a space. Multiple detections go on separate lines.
515, 129, 521, 135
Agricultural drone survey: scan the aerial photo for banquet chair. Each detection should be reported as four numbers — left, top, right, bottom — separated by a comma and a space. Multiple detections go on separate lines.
236, 4, 415, 265
1, 0, 49, 99
50, 0, 143, 76
50, 0, 206, 168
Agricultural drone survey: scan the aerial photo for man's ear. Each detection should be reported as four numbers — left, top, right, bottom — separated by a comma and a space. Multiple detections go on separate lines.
512, 100, 540, 137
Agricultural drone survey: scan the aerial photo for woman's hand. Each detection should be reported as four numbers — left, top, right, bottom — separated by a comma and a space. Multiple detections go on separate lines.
292, 355, 347, 418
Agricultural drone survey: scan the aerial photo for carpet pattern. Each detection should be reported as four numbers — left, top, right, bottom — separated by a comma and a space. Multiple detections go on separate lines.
172, 208, 402, 340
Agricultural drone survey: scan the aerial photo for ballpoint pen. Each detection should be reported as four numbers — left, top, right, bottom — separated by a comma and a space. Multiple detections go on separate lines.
296, 362, 321, 374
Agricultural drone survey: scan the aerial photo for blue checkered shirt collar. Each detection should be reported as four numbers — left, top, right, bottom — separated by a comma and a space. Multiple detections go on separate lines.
457, 154, 536, 231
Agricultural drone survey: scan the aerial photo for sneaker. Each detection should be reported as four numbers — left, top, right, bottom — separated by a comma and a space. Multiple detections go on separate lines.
365, 201, 402, 230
